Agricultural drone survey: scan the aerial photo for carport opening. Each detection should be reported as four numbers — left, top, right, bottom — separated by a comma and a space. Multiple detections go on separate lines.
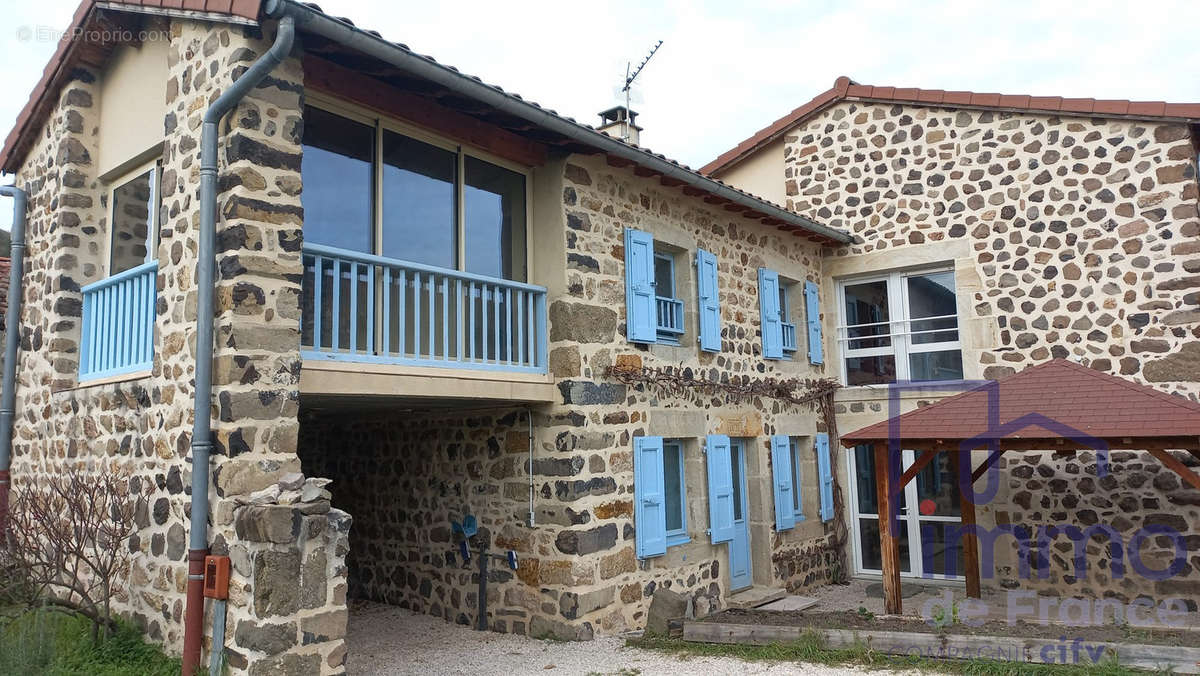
297, 402, 535, 633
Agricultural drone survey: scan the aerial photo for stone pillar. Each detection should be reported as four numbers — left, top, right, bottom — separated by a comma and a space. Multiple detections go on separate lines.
223, 473, 351, 674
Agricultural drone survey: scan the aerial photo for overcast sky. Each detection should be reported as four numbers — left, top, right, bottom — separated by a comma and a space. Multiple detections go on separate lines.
2, 0, 1200, 232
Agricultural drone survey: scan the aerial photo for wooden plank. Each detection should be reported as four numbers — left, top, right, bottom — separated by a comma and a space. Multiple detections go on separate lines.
972, 448, 1004, 483
873, 442, 902, 615
1147, 447, 1200, 492
898, 448, 939, 489
303, 55, 547, 168
683, 622, 1200, 673
950, 451, 981, 599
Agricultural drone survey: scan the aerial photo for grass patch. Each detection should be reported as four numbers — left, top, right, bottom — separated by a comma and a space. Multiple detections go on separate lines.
0, 606, 180, 676
629, 633, 1147, 675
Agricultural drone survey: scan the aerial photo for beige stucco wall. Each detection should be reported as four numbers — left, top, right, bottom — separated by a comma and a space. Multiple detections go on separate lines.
715, 136, 786, 207
97, 39, 169, 177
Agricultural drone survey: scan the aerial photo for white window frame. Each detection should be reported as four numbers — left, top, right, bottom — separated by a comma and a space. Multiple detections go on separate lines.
652, 250, 685, 345
845, 445, 964, 580
105, 158, 161, 277
662, 439, 690, 547
779, 278, 798, 356
835, 266, 961, 385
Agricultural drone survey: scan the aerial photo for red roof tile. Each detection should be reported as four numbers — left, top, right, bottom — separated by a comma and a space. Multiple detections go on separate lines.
0, 0, 262, 174
840, 360, 1200, 446
701, 76, 1200, 177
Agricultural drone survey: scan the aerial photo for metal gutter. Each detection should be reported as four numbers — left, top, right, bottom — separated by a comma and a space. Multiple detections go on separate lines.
0, 184, 26, 534
276, 0, 851, 245
182, 8, 295, 675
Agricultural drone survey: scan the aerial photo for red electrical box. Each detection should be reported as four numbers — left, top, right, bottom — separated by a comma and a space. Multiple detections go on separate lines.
203, 555, 231, 600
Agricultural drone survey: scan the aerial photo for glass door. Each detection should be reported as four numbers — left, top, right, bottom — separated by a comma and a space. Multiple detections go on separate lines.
847, 446, 963, 579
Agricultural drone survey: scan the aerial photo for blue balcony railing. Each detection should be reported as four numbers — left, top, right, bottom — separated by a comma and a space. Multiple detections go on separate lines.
782, 321, 798, 353
79, 260, 158, 381
300, 243, 547, 373
655, 296, 684, 335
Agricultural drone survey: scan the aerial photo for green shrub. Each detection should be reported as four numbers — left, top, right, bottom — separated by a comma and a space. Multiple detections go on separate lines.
0, 607, 180, 676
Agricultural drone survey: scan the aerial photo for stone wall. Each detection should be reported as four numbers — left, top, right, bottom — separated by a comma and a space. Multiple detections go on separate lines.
7, 15, 343, 673
778, 100, 1200, 603
555, 154, 840, 610
288, 151, 842, 639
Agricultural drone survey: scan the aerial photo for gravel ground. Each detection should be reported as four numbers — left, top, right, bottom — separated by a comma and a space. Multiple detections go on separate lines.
346, 602, 912, 676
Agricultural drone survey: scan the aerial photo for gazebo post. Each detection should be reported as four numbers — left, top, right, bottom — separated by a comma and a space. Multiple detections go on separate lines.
950, 448, 981, 599
873, 441, 903, 615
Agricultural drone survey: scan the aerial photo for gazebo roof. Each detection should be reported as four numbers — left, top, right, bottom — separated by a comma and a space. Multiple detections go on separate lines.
840, 359, 1200, 447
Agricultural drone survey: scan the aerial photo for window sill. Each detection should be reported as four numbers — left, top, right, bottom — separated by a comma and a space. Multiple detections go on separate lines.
57, 369, 152, 393
666, 533, 691, 548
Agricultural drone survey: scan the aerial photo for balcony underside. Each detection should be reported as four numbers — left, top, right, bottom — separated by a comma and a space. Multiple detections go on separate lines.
299, 359, 557, 409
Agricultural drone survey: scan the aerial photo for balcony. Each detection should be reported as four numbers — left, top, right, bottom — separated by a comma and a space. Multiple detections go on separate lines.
782, 321, 798, 353
299, 244, 553, 404
79, 261, 157, 382
655, 296, 685, 337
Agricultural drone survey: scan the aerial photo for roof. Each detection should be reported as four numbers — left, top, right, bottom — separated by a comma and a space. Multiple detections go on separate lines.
2, 1, 850, 245
0, 1, 261, 175
839, 359, 1200, 447
701, 76, 1200, 176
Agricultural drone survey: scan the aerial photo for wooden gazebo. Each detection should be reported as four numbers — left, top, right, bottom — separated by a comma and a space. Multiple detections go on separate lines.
840, 359, 1200, 615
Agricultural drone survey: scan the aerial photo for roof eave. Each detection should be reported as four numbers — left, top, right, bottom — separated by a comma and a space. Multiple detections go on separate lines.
277, 0, 851, 244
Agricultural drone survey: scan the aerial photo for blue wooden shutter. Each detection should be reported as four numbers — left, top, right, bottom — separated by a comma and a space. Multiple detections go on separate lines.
624, 228, 658, 343
805, 280, 823, 364
758, 268, 783, 359
816, 433, 834, 522
634, 436, 667, 558
771, 435, 796, 531
705, 434, 735, 544
696, 249, 721, 352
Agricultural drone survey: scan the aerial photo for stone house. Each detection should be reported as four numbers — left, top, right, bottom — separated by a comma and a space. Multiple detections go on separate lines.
0, 1, 851, 672
703, 77, 1200, 604
1, 2, 1199, 674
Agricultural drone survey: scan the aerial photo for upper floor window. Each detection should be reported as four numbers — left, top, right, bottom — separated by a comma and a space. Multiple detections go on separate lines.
779, 280, 798, 355
653, 251, 684, 343
108, 161, 161, 275
837, 268, 961, 385
301, 101, 529, 282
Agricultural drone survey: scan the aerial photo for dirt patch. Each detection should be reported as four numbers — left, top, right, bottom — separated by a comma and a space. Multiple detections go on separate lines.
700, 608, 1197, 647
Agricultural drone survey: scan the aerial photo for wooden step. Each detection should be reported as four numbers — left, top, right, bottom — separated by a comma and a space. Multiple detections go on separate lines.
726, 586, 786, 609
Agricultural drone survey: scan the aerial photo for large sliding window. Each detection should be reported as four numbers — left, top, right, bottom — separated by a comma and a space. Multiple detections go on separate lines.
301, 106, 374, 254
836, 268, 962, 385
464, 156, 527, 281
301, 102, 529, 281
380, 130, 456, 268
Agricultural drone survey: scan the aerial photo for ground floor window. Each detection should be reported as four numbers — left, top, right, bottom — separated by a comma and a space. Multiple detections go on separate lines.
837, 268, 962, 385
663, 439, 688, 545
634, 436, 691, 558
846, 445, 963, 579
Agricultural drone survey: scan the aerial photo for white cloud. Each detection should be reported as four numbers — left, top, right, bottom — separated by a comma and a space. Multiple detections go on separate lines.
1, 0, 1198, 232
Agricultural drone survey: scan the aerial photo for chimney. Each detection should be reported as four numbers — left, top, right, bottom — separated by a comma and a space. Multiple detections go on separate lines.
597, 106, 642, 145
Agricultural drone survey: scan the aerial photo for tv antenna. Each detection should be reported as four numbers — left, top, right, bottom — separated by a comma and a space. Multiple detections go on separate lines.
614, 40, 663, 141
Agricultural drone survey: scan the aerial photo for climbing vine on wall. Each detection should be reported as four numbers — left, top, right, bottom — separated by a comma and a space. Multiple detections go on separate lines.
606, 362, 851, 584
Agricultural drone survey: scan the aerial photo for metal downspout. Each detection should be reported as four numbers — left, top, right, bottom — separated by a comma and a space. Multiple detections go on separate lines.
182, 8, 295, 675
0, 184, 27, 535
